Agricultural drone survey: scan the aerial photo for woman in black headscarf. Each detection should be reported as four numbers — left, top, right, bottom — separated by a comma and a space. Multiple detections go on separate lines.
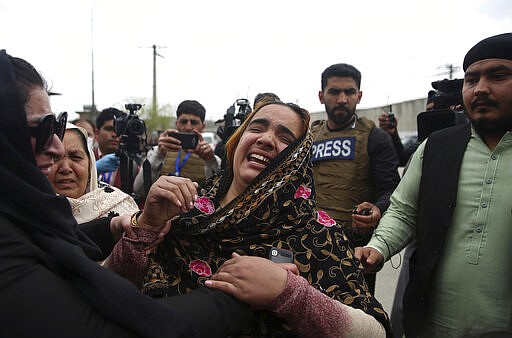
0, 49, 251, 338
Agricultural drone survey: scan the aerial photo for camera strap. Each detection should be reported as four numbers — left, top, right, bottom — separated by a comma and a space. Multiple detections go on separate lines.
172, 149, 191, 176
143, 159, 152, 197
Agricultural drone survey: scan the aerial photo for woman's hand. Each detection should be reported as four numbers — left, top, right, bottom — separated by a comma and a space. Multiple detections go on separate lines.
146, 220, 172, 252
137, 176, 198, 231
205, 252, 297, 309
109, 215, 172, 246
110, 214, 136, 242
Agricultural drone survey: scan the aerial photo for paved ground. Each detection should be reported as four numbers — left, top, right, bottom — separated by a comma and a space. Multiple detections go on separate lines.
375, 250, 404, 315
374, 169, 407, 314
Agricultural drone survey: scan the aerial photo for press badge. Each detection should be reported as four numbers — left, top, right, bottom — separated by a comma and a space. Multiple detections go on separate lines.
311, 136, 356, 162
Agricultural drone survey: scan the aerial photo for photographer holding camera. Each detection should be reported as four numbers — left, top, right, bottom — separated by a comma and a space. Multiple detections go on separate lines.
379, 79, 466, 168
95, 106, 144, 200
133, 100, 220, 198
215, 98, 254, 169
378, 97, 431, 168
214, 94, 280, 169
94, 108, 124, 190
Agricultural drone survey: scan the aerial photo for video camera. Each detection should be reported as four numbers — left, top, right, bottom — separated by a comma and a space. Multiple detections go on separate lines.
417, 78, 467, 142
114, 104, 146, 137
114, 103, 147, 160
430, 78, 464, 110
216, 98, 252, 143
113, 103, 148, 198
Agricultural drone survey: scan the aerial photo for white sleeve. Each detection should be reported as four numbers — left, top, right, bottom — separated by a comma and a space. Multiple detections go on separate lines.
204, 155, 221, 178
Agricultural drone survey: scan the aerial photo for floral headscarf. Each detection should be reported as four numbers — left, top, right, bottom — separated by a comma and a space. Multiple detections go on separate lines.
143, 129, 390, 335
62, 124, 139, 223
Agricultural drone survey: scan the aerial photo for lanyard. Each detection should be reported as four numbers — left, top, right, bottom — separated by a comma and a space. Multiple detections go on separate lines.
101, 171, 113, 184
171, 149, 191, 176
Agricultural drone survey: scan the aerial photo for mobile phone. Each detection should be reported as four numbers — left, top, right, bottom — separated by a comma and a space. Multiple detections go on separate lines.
388, 104, 396, 128
269, 247, 294, 263
168, 132, 199, 149
351, 206, 372, 216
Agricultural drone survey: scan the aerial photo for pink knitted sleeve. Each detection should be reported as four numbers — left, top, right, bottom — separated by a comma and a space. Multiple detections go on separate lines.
103, 227, 159, 288
269, 271, 385, 338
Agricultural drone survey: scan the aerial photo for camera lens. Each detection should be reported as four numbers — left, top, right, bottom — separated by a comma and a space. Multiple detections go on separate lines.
126, 119, 145, 135
113, 116, 126, 136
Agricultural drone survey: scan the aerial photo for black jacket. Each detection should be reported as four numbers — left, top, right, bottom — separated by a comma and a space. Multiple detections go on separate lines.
0, 49, 251, 338
0, 212, 252, 338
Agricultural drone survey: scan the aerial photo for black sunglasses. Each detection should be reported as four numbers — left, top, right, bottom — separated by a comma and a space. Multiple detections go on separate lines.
29, 111, 68, 153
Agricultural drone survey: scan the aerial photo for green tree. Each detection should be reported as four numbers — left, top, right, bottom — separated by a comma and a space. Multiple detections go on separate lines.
120, 97, 176, 133
140, 103, 176, 133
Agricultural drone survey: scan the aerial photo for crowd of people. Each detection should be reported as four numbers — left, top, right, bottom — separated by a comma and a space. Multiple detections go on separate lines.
0, 32, 511, 338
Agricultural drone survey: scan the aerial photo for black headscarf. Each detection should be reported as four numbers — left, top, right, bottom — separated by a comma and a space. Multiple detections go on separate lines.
0, 49, 191, 337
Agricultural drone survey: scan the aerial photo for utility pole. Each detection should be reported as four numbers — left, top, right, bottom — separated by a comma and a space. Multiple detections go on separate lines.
152, 45, 157, 118
437, 63, 461, 79
90, 9, 97, 116
143, 45, 166, 120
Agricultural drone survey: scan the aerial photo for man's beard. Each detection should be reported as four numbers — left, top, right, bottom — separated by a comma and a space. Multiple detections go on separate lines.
472, 115, 512, 135
470, 97, 512, 135
325, 104, 355, 127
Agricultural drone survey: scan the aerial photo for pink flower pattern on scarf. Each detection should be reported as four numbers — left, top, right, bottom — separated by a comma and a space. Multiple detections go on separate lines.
194, 197, 215, 215
294, 184, 311, 199
317, 210, 336, 227
189, 259, 212, 277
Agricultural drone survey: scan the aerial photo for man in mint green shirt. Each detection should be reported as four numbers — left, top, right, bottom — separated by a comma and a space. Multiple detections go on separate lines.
356, 33, 512, 337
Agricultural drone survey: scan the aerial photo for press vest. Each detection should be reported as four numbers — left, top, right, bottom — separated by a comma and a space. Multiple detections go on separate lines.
310, 117, 376, 232
160, 151, 206, 183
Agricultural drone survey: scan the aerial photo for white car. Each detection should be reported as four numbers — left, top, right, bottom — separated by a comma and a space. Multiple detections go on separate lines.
201, 132, 218, 149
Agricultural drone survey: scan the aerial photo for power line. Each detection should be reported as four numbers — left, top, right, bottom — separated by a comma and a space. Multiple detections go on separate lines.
436, 63, 461, 79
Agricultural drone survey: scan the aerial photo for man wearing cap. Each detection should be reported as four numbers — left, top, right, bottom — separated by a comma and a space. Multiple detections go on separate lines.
355, 32, 512, 337
133, 100, 220, 198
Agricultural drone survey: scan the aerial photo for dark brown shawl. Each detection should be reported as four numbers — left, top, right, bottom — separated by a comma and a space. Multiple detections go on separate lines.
143, 129, 390, 336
